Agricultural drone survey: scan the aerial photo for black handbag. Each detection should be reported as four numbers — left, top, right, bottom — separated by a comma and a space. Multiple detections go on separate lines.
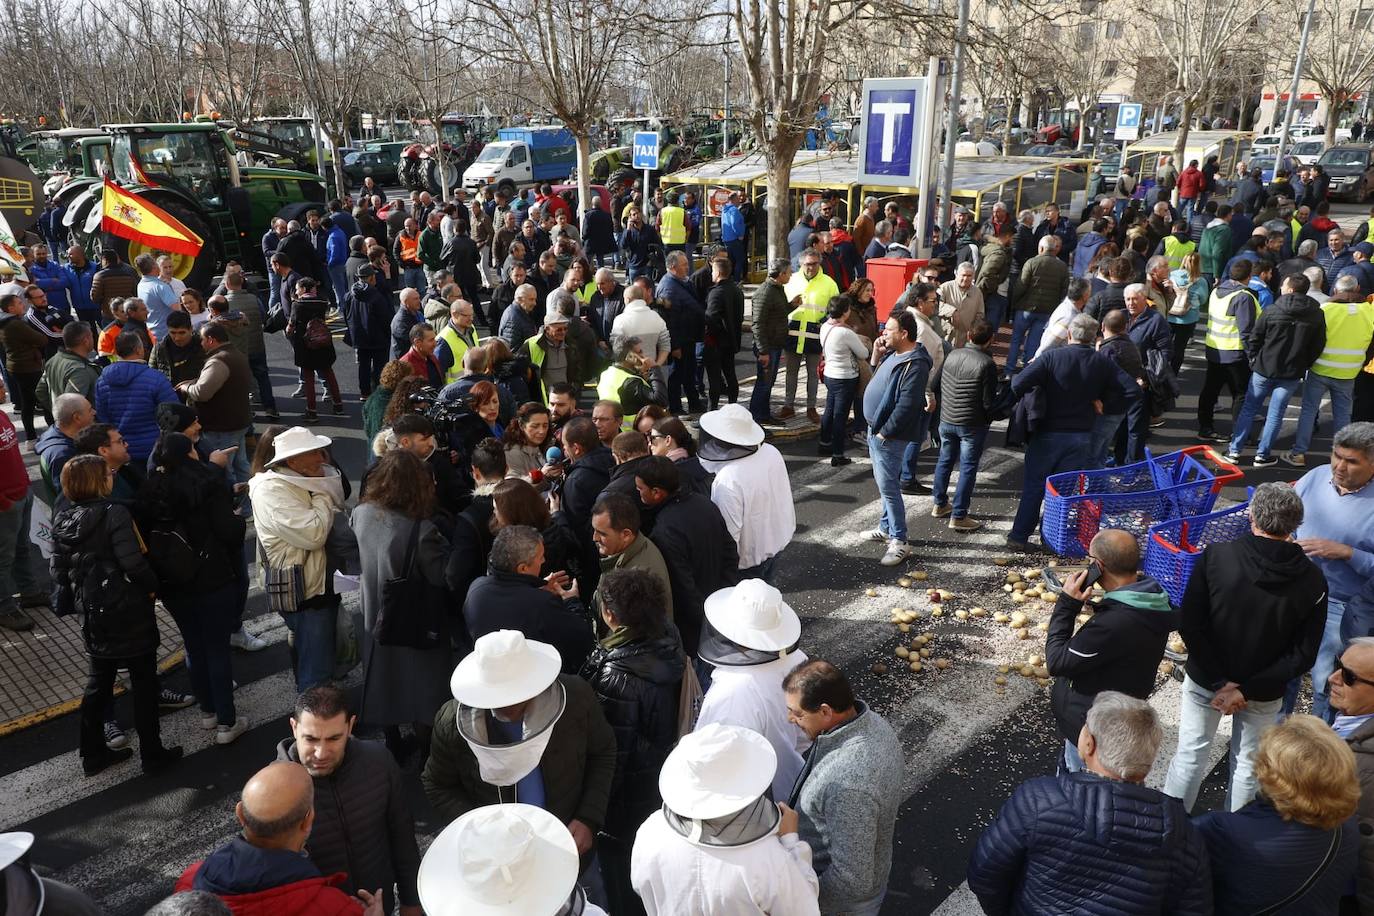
263, 303, 288, 334
374, 520, 442, 650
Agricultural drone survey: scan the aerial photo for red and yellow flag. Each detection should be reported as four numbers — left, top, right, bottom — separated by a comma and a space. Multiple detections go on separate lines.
100, 179, 203, 258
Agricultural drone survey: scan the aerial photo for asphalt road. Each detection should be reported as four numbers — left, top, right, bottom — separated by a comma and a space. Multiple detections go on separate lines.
1, 208, 1359, 913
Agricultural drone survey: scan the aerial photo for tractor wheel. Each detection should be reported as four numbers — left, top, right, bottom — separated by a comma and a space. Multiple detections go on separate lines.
399, 157, 427, 192
426, 157, 462, 196
116, 198, 218, 293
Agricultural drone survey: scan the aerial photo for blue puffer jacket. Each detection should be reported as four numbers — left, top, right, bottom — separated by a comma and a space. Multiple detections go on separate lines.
94, 360, 179, 461
29, 258, 71, 315
968, 772, 1211, 915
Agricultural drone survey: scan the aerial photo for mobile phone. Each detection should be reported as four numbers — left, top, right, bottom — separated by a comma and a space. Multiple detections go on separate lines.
1042, 562, 1102, 593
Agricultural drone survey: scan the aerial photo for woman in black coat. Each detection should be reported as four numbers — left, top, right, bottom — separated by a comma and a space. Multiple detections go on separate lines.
138, 433, 248, 744
286, 277, 343, 421
50, 455, 181, 777
491, 477, 582, 585
648, 416, 713, 497
579, 567, 684, 916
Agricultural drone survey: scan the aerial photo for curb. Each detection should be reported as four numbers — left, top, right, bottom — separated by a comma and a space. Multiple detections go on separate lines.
0, 649, 186, 738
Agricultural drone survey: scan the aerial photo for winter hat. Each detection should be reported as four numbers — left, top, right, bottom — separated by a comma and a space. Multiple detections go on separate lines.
156, 402, 199, 433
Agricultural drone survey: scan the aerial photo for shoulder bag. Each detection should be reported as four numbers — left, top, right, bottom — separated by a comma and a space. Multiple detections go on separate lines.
1251, 826, 1341, 916
258, 540, 305, 614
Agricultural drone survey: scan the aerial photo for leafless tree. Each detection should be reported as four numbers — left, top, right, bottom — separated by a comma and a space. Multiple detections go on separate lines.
375, 0, 477, 200
187, 0, 275, 124
1300, 0, 1374, 141
268, 0, 374, 194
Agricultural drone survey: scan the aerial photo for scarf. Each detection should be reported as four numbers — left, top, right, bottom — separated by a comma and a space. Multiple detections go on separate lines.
262, 466, 345, 509
663, 794, 780, 848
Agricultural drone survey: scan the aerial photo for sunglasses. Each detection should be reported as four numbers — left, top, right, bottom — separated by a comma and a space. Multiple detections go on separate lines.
1338, 660, 1374, 689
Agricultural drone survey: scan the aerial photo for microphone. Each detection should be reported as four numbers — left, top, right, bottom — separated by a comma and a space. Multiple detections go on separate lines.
545, 446, 564, 464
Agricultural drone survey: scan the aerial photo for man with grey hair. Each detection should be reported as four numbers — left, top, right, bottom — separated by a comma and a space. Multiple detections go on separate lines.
1007, 312, 1125, 548
1287, 277, 1374, 467
517, 306, 579, 405
498, 281, 541, 351
35, 392, 95, 501
1303, 265, 1330, 303
656, 249, 707, 414
1277, 238, 1319, 285
937, 261, 984, 347
970, 691, 1208, 913
864, 219, 892, 261
1006, 232, 1070, 372
1162, 481, 1328, 811
461, 525, 592, 669
1035, 276, 1091, 358
749, 258, 794, 423
1293, 421, 1374, 720
611, 282, 670, 367
390, 287, 423, 359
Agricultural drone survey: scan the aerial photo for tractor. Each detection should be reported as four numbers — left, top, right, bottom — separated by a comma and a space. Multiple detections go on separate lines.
399, 114, 489, 197
52, 122, 325, 291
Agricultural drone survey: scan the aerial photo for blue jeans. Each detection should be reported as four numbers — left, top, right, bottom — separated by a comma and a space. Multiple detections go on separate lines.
199, 428, 250, 486
725, 239, 746, 281
931, 422, 990, 517
984, 293, 1008, 333
267, 270, 281, 309
868, 433, 911, 541
1292, 373, 1355, 456
328, 263, 349, 306
739, 555, 778, 584
166, 581, 239, 727
1228, 373, 1302, 458
1090, 412, 1126, 468
402, 266, 426, 291
1180, 197, 1196, 221
1302, 598, 1350, 720
1006, 311, 1048, 372
837, 887, 888, 916
0, 492, 37, 610
749, 349, 782, 421
821, 375, 858, 456
248, 351, 278, 413
282, 603, 338, 693
1163, 673, 1283, 812
898, 412, 933, 486
1010, 430, 1092, 542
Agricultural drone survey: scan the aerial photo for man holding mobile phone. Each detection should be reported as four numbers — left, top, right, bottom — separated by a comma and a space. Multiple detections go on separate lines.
1045, 528, 1179, 773
178, 322, 253, 487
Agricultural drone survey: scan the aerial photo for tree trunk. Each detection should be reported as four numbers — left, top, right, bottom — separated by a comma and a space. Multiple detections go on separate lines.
574, 132, 593, 219
1075, 96, 1090, 150
764, 132, 806, 262
331, 139, 346, 200
1172, 96, 1195, 172
1003, 94, 1015, 151
434, 129, 449, 203
1325, 98, 1341, 145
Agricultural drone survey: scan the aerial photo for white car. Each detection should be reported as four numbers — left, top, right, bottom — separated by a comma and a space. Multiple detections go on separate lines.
1291, 138, 1327, 165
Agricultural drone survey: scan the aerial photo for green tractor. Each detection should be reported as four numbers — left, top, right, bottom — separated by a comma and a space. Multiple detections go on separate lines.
52, 122, 326, 291
595, 117, 690, 189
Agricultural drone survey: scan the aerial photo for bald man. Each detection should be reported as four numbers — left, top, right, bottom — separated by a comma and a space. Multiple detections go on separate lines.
1044, 528, 1179, 772
176, 762, 384, 914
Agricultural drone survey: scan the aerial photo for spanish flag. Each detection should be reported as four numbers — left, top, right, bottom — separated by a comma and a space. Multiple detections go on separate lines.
100, 179, 203, 258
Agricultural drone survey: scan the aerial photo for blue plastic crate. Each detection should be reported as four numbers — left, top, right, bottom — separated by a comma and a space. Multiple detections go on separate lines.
1144, 501, 1253, 606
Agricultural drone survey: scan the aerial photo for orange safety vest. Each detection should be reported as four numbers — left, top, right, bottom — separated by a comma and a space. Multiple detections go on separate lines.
399, 234, 420, 264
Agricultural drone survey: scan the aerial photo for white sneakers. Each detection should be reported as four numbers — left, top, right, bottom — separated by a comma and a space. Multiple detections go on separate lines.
230, 629, 268, 652
215, 718, 249, 745
880, 541, 913, 566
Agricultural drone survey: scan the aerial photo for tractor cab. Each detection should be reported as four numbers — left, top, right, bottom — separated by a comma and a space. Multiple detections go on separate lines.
113, 126, 233, 210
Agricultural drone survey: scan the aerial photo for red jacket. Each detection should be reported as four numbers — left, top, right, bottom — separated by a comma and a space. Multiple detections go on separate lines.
1178, 166, 1205, 199
176, 860, 362, 916
399, 347, 443, 387
0, 412, 28, 511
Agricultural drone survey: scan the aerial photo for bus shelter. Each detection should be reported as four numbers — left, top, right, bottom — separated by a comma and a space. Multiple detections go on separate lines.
1122, 130, 1254, 191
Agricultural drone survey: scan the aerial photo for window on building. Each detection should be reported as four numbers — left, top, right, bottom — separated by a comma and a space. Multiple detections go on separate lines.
1105, 21, 1124, 38
1352, 8, 1373, 29
1078, 22, 1095, 46
1102, 60, 1119, 77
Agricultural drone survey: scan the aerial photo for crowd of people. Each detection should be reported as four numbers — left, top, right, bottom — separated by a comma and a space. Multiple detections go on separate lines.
3, 162, 1374, 915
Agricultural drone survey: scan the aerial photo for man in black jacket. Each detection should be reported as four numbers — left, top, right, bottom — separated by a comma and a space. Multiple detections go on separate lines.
1008, 314, 1125, 548
1226, 272, 1327, 467
345, 266, 393, 397
1046, 529, 1178, 772
930, 319, 998, 530
1162, 482, 1327, 812
1084, 256, 1133, 320
444, 439, 505, 618
634, 455, 739, 655
561, 416, 615, 595
462, 525, 592, 672
277, 685, 421, 916
600, 430, 651, 501
703, 257, 744, 409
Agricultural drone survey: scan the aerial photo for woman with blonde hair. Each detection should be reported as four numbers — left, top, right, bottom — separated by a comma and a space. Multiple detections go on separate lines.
1195, 714, 1359, 914
1167, 251, 1208, 374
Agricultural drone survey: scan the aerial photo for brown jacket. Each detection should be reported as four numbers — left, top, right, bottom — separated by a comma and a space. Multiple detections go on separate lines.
852, 210, 877, 257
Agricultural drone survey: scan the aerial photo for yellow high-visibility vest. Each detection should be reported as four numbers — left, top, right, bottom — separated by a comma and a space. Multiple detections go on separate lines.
437, 324, 480, 384
1313, 299, 1374, 379
1163, 236, 1197, 271
659, 206, 687, 244
1204, 287, 1256, 351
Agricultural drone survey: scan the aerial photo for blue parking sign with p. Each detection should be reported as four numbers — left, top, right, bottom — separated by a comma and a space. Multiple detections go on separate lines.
1117, 105, 1141, 129
632, 132, 660, 170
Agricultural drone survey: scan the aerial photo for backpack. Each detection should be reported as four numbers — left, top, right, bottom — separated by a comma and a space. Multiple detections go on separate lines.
144, 519, 209, 590
305, 316, 333, 350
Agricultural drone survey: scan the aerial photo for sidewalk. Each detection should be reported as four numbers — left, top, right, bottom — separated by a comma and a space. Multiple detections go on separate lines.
0, 404, 187, 736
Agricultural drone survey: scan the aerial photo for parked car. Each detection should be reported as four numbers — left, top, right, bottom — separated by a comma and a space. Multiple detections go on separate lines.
342, 144, 403, 188
1291, 138, 1327, 166
1317, 145, 1374, 201
1246, 153, 1302, 183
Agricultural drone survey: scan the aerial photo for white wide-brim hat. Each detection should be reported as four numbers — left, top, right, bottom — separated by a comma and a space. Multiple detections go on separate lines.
698, 403, 765, 447
267, 426, 333, 465
703, 579, 801, 652
0, 832, 34, 871
418, 803, 578, 916
659, 723, 777, 819
450, 630, 562, 709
